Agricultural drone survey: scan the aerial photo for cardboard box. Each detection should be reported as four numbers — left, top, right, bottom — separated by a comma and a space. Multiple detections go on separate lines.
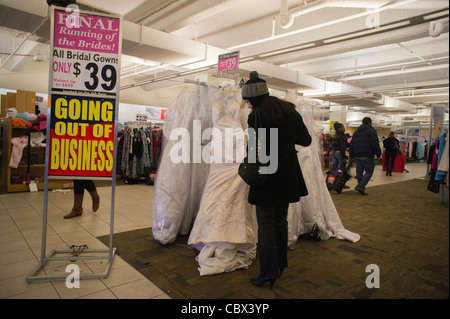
1, 95, 6, 118
16, 90, 36, 114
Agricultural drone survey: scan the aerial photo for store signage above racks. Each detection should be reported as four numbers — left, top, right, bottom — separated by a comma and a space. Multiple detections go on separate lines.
218, 51, 240, 72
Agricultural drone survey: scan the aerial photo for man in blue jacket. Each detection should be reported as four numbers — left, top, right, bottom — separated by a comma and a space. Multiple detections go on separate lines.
349, 117, 381, 195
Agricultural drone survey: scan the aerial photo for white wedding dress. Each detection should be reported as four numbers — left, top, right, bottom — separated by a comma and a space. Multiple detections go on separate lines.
188, 89, 257, 276
288, 102, 361, 246
152, 86, 218, 245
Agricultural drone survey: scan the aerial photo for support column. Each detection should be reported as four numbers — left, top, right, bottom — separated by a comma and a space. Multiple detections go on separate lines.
329, 104, 347, 133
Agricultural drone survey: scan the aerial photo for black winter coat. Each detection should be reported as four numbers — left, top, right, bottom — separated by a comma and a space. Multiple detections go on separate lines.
247, 108, 312, 206
332, 131, 347, 154
349, 124, 381, 159
383, 137, 400, 156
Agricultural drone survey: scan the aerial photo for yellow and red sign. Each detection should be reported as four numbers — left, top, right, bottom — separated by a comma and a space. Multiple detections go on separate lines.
48, 7, 121, 179
49, 94, 115, 177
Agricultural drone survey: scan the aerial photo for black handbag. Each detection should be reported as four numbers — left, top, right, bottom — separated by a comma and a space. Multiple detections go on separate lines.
238, 109, 268, 187
392, 140, 401, 155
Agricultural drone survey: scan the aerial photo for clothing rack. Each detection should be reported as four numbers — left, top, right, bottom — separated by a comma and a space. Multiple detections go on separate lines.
123, 120, 164, 127
184, 78, 221, 89
118, 122, 163, 184
184, 73, 243, 90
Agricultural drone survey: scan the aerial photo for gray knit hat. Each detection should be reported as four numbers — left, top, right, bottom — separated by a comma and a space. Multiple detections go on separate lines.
241, 71, 269, 100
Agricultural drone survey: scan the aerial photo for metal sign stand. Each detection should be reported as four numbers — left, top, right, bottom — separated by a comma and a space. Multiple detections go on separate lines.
26, 5, 122, 283
25, 171, 118, 282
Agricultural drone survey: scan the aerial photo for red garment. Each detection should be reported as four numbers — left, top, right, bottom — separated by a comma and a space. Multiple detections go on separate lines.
382, 154, 406, 172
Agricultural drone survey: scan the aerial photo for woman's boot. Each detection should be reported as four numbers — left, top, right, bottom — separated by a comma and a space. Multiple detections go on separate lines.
90, 190, 100, 212
64, 194, 83, 219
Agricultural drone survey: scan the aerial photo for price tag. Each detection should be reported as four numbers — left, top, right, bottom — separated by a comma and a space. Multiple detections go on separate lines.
218, 51, 240, 72
52, 49, 118, 95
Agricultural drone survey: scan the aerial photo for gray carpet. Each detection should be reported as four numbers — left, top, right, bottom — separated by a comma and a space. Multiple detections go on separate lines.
98, 178, 449, 299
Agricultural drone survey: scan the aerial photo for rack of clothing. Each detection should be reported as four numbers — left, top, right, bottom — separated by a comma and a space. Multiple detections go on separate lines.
117, 121, 163, 183
427, 130, 449, 203
398, 136, 428, 161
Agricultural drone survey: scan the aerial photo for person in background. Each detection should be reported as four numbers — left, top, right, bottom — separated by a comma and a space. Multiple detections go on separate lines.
349, 117, 381, 195
383, 131, 401, 176
242, 71, 312, 289
331, 122, 347, 173
64, 180, 100, 219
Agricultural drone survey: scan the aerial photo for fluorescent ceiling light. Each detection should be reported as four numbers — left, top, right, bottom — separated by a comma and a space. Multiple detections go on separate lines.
181, 60, 216, 70
121, 64, 170, 79
397, 93, 449, 98
397, 87, 450, 94
337, 63, 449, 81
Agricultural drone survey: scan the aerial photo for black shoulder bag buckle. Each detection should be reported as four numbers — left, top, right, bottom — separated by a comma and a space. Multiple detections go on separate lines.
238, 109, 268, 187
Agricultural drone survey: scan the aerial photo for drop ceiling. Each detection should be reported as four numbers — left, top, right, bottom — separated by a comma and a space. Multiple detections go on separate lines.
0, 0, 448, 128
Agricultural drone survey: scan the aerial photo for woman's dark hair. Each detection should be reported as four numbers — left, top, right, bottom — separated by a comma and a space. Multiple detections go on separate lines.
252, 95, 297, 127
334, 122, 344, 131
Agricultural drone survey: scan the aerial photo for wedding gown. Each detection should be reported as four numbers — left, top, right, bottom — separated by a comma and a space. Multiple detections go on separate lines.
152, 86, 218, 245
288, 102, 361, 246
188, 89, 257, 276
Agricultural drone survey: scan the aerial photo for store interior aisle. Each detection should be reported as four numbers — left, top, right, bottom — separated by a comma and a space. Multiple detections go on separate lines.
343, 162, 429, 192
0, 162, 442, 299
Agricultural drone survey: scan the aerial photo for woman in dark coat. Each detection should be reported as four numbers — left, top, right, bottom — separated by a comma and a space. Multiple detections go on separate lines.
383, 131, 400, 176
241, 71, 311, 289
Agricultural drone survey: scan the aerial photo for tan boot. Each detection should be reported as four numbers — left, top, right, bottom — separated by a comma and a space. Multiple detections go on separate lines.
90, 190, 100, 212
64, 194, 83, 219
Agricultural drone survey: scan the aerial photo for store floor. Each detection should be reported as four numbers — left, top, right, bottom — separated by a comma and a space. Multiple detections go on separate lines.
0, 162, 446, 299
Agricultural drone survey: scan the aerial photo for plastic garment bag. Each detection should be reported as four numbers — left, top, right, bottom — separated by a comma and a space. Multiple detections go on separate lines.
152, 88, 196, 244
181, 85, 219, 235
152, 86, 218, 244
288, 103, 361, 247
188, 87, 257, 276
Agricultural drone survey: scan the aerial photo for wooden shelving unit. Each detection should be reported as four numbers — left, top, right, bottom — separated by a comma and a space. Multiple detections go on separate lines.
1, 118, 73, 193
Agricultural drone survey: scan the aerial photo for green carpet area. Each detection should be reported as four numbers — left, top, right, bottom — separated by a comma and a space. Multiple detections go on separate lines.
97, 179, 449, 299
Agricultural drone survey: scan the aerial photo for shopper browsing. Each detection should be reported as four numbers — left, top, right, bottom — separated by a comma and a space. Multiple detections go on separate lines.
331, 122, 347, 173
64, 180, 100, 218
383, 131, 401, 176
349, 117, 381, 195
241, 71, 312, 289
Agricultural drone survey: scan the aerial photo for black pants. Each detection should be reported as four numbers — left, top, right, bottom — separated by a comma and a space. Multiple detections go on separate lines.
73, 180, 96, 195
255, 203, 289, 279
385, 153, 397, 174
